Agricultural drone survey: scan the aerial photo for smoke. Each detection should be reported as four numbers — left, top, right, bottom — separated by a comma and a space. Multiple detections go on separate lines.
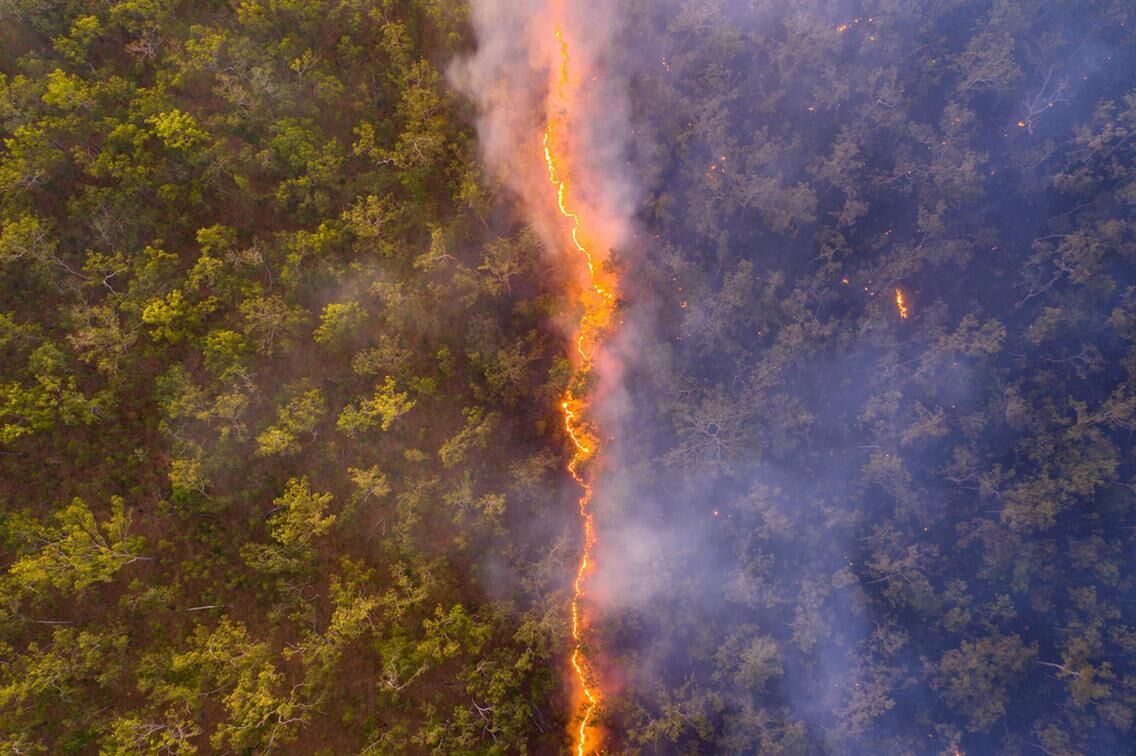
456, 0, 1136, 751
450, 0, 643, 748
449, 0, 638, 268
452, 0, 870, 743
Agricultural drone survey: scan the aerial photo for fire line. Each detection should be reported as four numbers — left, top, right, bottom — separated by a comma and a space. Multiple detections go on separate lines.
542, 6, 618, 754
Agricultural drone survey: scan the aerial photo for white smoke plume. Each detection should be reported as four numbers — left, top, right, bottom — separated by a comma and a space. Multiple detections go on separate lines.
449, 0, 638, 266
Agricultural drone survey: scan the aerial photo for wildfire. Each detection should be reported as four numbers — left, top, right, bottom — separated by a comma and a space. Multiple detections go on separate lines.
543, 6, 618, 754
895, 288, 909, 319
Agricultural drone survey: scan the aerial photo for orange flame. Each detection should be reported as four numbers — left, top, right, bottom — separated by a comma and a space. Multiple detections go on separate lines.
543, 8, 618, 754
895, 288, 909, 319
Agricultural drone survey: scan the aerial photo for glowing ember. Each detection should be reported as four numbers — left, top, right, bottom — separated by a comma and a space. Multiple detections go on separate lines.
895, 288, 909, 319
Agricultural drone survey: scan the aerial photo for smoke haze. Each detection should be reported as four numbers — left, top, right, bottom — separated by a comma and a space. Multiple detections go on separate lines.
456, 0, 1136, 752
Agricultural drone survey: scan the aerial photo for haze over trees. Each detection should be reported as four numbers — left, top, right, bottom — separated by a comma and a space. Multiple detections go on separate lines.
599, 0, 1136, 753
1, 0, 1135, 754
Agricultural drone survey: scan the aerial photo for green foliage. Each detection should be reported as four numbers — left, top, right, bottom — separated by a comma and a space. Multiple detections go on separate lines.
348, 465, 391, 503
0, 627, 128, 725
241, 477, 335, 574
202, 329, 248, 378
0, 214, 54, 264
312, 301, 365, 346
255, 384, 326, 457
337, 376, 415, 434
151, 618, 309, 751
5, 497, 144, 596
146, 109, 209, 152
52, 15, 103, 64
239, 295, 306, 355
141, 290, 192, 343
1, 340, 105, 443
0, 1, 561, 749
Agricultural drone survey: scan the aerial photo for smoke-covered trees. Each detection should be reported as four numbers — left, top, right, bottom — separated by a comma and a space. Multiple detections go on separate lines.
931, 633, 1039, 732
598, 0, 1136, 752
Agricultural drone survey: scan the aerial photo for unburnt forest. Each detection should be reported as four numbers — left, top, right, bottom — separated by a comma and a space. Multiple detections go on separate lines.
1, 1, 570, 752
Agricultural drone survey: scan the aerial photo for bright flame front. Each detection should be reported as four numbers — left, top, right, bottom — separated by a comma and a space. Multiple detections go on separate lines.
543, 5, 619, 754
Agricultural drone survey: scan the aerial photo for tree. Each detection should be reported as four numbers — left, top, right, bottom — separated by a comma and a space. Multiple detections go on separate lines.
931, 634, 1038, 731
158, 618, 311, 751
0, 628, 129, 729
6, 497, 145, 596
255, 384, 326, 457
312, 301, 365, 347
239, 295, 306, 355
241, 477, 335, 574
336, 376, 415, 435
715, 627, 783, 694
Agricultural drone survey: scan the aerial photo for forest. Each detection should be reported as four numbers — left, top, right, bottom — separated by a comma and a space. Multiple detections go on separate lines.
2, 0, 1135, 754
